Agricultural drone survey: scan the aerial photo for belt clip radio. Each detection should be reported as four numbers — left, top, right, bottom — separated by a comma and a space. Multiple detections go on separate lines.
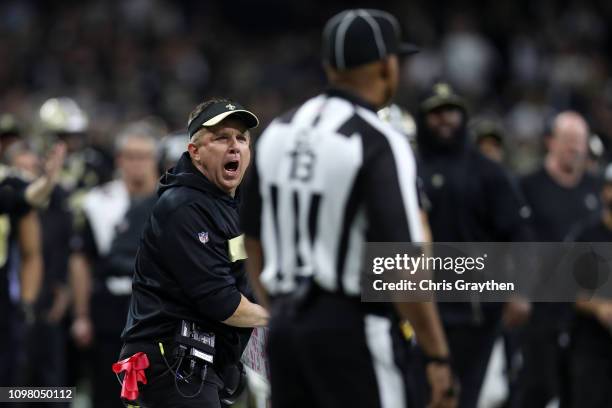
175, 320, 216, 368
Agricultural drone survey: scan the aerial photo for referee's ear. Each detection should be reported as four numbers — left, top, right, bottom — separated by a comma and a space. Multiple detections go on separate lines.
323, 63, 339, 83
379, 56, 393, 80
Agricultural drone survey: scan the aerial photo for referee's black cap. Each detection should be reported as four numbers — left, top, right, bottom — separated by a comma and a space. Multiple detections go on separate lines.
322, 9, 419, 71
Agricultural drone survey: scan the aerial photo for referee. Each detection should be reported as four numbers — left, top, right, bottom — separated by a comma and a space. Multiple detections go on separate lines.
243, 9, 455, 408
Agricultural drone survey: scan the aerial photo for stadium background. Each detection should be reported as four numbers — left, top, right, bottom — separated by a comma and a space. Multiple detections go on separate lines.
2, 0, 612, 171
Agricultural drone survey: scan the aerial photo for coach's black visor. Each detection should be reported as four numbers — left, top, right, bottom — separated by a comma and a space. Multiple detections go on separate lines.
188, 101, 259, 137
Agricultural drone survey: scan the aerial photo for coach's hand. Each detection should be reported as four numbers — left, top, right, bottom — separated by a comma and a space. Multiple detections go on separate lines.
426, 361, 458, 408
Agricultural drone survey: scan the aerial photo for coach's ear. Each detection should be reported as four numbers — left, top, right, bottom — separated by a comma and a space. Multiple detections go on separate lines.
188, 128, 209, 162
187, 134, 202, 162
187, 142, 198, 160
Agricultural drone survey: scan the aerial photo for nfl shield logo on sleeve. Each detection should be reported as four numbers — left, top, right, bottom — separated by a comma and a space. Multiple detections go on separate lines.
198, 231, 209, 244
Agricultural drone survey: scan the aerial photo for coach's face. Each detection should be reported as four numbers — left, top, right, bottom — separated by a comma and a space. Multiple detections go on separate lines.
188, 118, 251, 197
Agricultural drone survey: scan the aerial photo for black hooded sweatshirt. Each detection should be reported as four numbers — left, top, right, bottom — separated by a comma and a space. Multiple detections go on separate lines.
122, 152, 253, 370
416, 113, 527, 243
416, 112, 531, 324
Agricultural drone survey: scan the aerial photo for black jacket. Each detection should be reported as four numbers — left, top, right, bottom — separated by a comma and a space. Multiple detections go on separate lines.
418, 144, 528, 243
416, 117, 531, 325
122, 152, 253, 369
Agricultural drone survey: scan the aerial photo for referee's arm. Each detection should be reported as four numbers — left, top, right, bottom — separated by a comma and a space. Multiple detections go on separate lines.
362, 138, 449, 351
362, 133, 455, 407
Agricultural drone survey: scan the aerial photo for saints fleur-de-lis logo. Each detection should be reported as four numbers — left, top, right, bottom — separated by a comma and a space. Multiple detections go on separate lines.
434, 83, 452, 97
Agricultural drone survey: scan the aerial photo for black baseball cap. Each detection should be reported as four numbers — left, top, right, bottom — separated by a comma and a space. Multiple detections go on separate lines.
187, 100, 259, 138
472, 119, 504, 145
322, 9, 419, 70
420, 82, 467, 113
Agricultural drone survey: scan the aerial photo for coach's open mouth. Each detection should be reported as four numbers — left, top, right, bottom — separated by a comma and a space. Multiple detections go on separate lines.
223, 160, 240, 177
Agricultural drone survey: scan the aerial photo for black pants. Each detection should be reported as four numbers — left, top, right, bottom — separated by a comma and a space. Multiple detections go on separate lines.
268, 292, 408, 408
510, 325, 570, 408
91, 294, 133, 407
444, 321, 500, 408
569, 316, 612, 408
13, 318, 68, 408
91, 333, 125, 408
0, 322, 16, 386
119, 342, 224, 408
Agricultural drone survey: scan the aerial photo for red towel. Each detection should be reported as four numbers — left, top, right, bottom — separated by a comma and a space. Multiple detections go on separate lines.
112, 352, 149, 401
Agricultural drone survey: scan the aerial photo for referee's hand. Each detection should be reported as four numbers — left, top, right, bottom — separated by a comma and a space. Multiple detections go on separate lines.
426, 361, 458, 408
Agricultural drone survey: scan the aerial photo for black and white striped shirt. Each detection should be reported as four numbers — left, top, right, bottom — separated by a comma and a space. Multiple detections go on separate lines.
242, 88, 423, 296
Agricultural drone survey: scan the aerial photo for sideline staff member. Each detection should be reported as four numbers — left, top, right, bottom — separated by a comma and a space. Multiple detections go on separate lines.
243, 9, 455, 408
415, 83, 531, 408
515, 111, 599, 408
568, 163, 612, 407
0, 143, 66, 213
120, 99, 269, 407
0, 142, 65, 387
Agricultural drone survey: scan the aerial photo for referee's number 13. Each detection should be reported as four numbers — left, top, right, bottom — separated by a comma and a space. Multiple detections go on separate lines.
289, 141, 316, 182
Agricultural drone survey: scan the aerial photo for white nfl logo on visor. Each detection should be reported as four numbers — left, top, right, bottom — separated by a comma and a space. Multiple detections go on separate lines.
198, 231, 209, 244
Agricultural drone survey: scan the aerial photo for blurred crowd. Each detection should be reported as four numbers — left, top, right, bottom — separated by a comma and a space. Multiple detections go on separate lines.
2, 0, 612, 407
1, 0, 612, 173
0, 96, 187, 407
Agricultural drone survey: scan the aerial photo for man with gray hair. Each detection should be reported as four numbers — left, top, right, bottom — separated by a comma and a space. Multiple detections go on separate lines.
70, 121, 160, 408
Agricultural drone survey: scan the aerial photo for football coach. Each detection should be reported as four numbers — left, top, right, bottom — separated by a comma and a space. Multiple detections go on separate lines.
118, 98, 269, 408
